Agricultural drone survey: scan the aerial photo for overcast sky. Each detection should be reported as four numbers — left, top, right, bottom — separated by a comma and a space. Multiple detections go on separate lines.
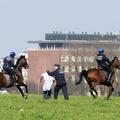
0, 0, 120, 57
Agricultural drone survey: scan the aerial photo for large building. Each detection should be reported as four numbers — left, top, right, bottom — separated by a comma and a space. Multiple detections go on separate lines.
28, 32, 120, 95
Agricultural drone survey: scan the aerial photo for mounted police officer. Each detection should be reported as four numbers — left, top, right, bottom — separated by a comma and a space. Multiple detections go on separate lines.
96, 48, 112, 83
49, 64, 69, 100
3, 51, 16, 85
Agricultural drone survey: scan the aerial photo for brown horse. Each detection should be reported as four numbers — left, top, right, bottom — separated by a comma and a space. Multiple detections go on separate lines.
75, 56, 120, 99
0, 55, 29, 98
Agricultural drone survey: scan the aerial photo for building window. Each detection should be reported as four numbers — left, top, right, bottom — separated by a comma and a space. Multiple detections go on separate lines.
64, 65, 69, 72
61, 56, 69, 62
69, 66, 76, 72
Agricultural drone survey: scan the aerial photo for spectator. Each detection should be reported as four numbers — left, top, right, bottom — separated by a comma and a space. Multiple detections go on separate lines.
40, 70, 55, 100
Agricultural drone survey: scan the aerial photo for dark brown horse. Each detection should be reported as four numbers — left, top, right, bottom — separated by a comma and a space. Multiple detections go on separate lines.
75, 56, 120, 99
0, 55, 29, 98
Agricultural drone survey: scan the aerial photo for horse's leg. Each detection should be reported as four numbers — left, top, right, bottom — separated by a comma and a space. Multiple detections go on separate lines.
89, 88, 96, 99
89, 87, 98, 99
18, 82, 28, 99
16, 85, 24, 98
22, 83, 28, 99
87, 81, 95, 98
107, 85, 114, 99
87, 81, 98, 99
24, 84, 28, 94
92, 83, 98, 96
92, 87, 98, 97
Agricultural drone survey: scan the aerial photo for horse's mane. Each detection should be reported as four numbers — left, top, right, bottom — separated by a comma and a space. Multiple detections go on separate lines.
109, 56, 118, 67
15, 55, 25, 67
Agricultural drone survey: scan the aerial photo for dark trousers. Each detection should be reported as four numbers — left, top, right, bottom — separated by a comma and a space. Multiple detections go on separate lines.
43, 91, 48, 100
3, 65, 16, 84
48, 90, 52, 98
43, 89, 52, 100
101, 64, 112, 82
101, 64, 111, 75
54, 83, 69, 100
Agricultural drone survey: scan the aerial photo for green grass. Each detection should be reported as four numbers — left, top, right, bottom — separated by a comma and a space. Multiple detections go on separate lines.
0, 94, 120, 120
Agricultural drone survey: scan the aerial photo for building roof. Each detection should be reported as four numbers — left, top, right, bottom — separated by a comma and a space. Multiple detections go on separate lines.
45, 32, 118, 41
28, 40, 120, 45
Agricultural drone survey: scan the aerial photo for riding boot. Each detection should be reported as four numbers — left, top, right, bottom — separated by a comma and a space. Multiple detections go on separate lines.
107, 73, 112, 83
10, 75, 16, 85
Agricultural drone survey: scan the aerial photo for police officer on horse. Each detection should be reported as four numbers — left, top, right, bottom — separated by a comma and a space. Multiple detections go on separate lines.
96, 48, 112, 83
49, 64, 69, 100
3, 51, 17, 85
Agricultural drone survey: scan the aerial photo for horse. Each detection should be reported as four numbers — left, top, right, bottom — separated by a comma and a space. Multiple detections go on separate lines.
0, 55, 29, 98
75, 56, 120, 99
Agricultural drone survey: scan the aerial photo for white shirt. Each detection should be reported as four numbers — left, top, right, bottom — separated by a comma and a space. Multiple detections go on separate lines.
41, 72, 55, 91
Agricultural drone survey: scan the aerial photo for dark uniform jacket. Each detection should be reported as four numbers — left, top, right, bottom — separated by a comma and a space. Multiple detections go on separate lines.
3, 56, 15, 74
96, 53, 110, 66
49, 69, 66, 85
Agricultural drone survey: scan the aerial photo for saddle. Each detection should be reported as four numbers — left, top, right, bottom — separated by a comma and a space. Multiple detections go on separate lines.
97, 66, 109, 82
2, 69, 17, 85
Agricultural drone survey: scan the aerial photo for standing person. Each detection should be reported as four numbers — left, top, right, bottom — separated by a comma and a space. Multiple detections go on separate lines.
96, 48, 112, 83
40, 70, 55, 100
3, 51, 16, 85
49, 64, 69, 100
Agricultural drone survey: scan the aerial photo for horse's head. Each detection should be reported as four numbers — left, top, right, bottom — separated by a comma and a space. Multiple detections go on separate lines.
111, 56, 120, 69
16, 55, 29, 69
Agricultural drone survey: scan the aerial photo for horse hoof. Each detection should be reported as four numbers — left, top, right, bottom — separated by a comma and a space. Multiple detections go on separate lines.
24, 96, 28, 99
24, 94, 28, 99
93, 96, 97, 99
104, 97, 109, 100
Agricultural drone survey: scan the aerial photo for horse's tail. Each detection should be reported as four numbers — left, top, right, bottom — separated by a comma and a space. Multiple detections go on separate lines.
75, 70, 88, 85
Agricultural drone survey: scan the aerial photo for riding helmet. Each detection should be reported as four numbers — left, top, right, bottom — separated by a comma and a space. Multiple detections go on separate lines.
9, 51, 16, 58
98, 48, 105, 53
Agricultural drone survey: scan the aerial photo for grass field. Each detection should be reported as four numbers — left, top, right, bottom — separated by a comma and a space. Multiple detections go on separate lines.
0, 94, 120, 120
